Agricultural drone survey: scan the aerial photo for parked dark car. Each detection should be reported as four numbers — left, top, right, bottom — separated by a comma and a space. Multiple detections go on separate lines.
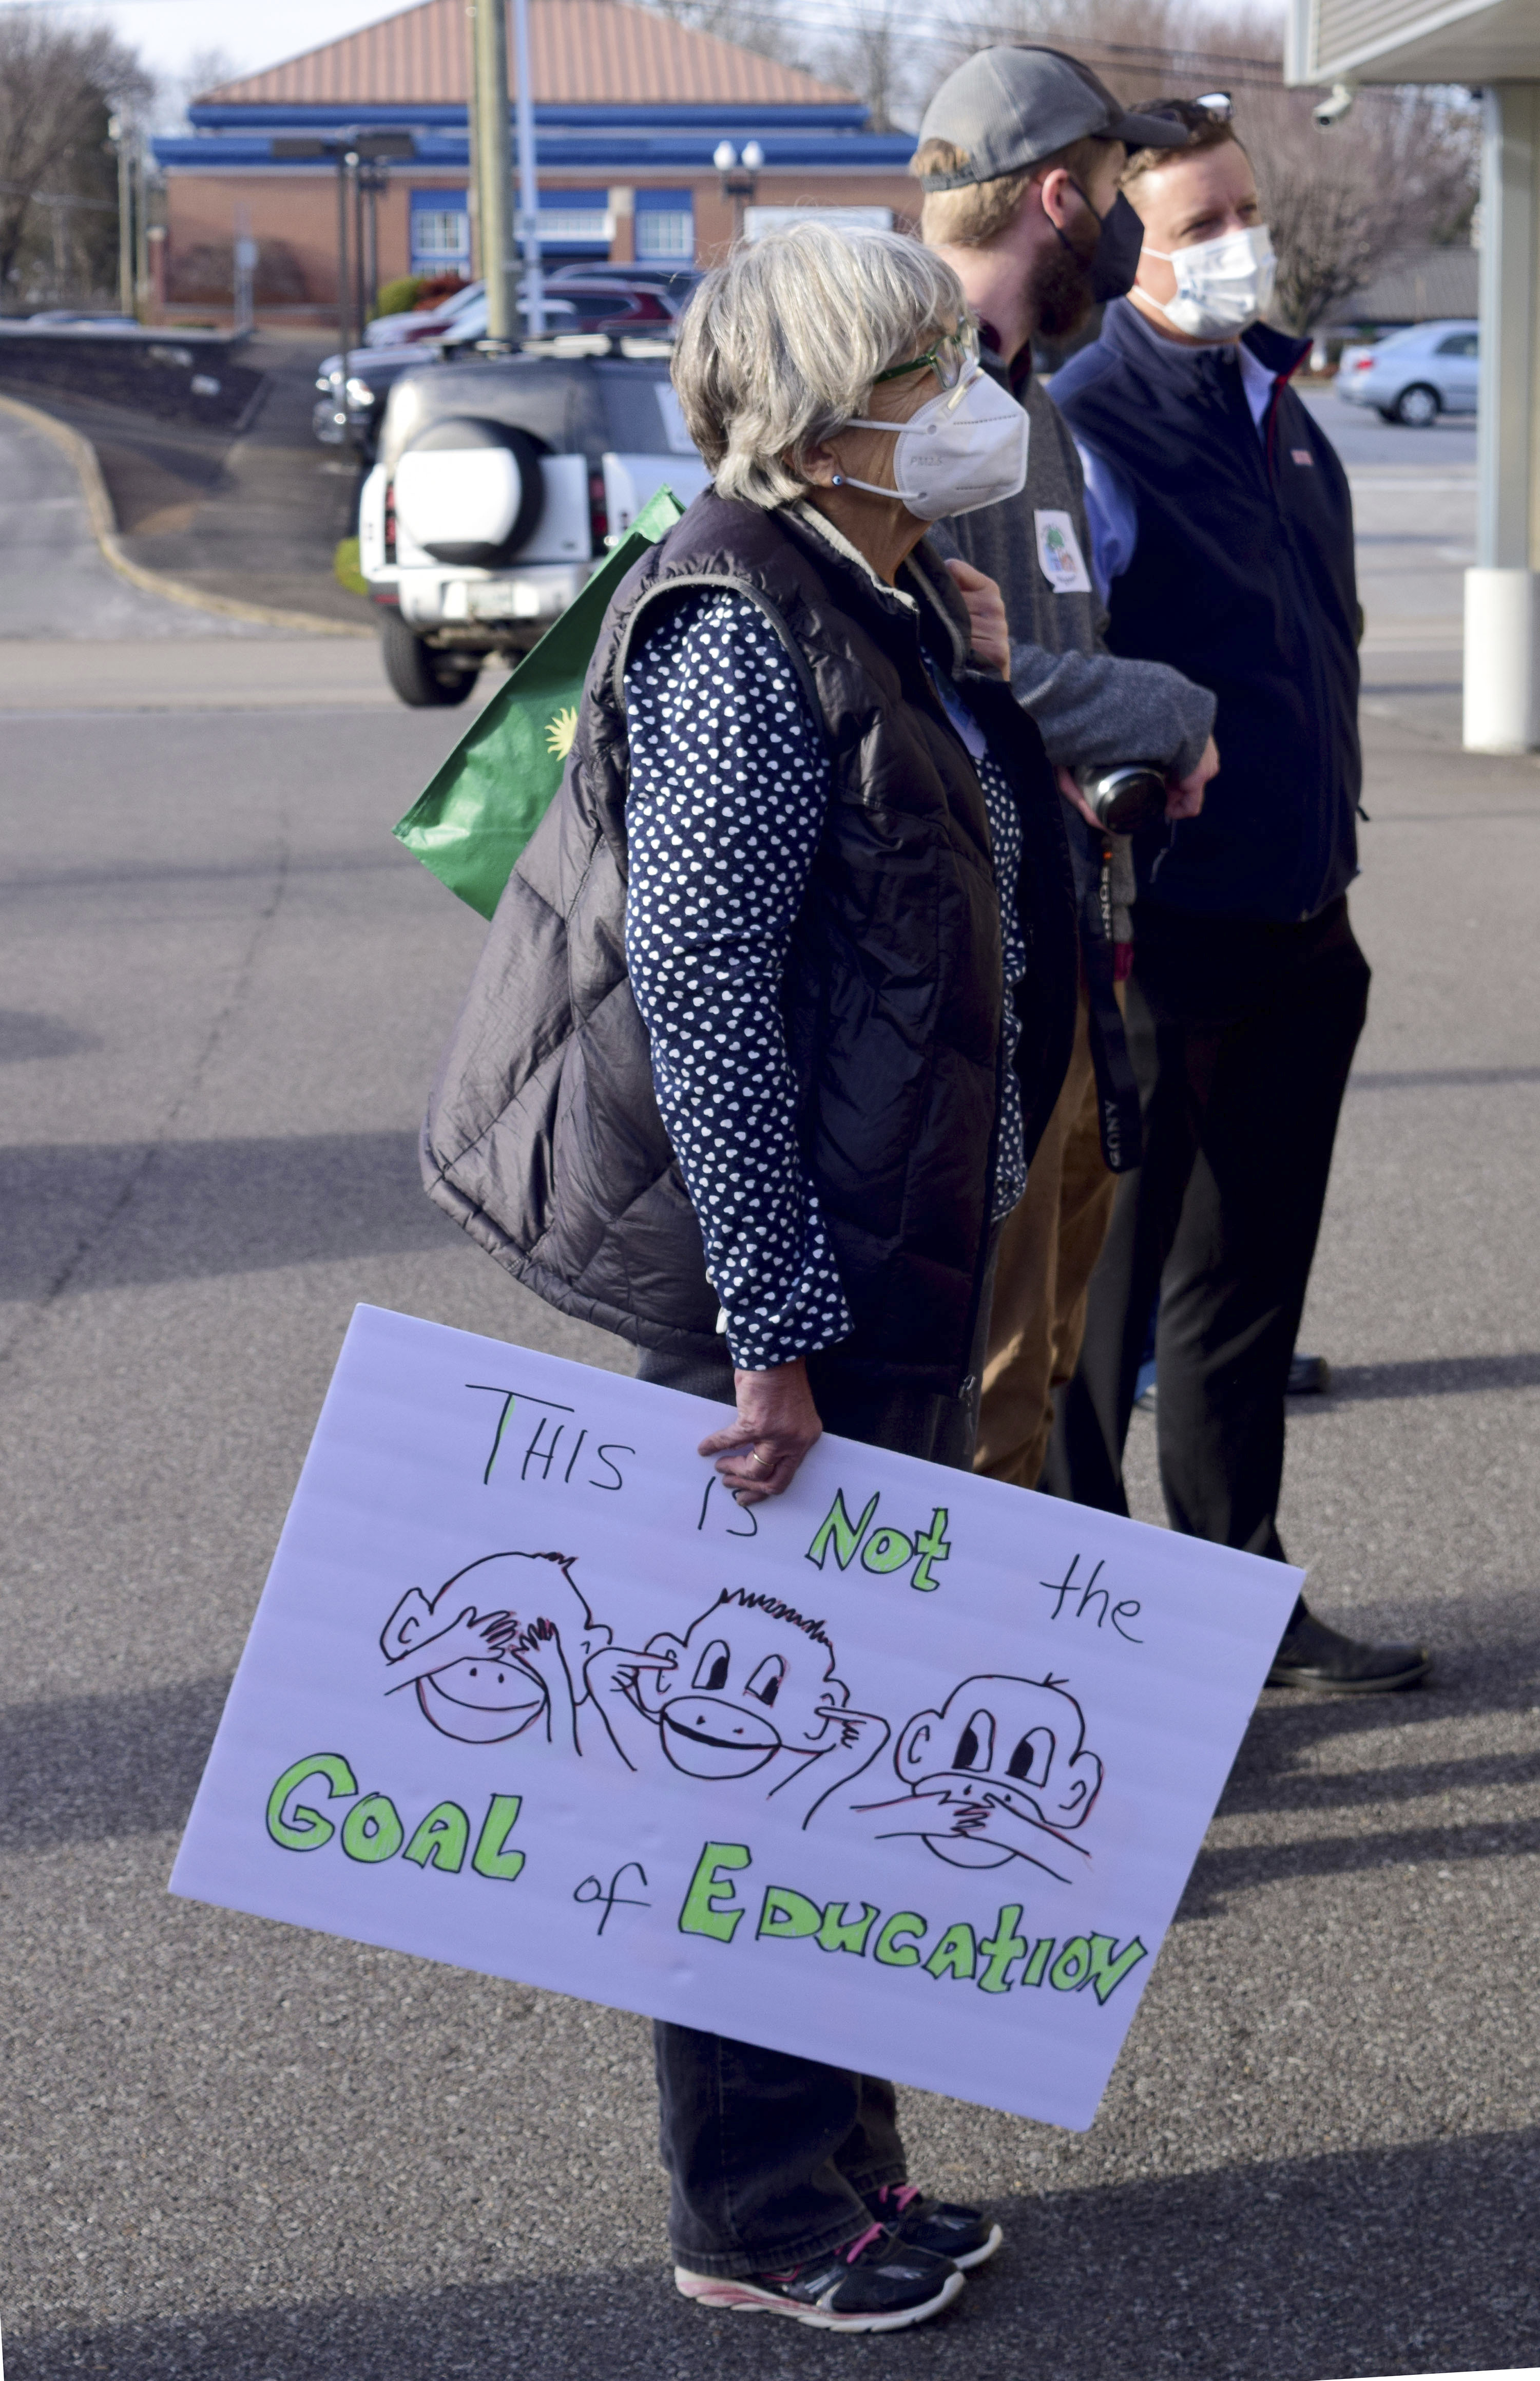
314, 281, 676, 459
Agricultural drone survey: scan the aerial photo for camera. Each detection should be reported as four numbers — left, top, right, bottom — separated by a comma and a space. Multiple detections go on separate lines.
1313, 81, 1356, 129
1074, 763, 1168, 835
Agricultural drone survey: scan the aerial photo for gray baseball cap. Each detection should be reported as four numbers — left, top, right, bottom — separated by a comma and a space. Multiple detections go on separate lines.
917, 46, 1190, 189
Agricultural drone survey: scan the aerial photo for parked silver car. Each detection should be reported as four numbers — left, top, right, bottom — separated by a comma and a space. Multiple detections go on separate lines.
1336, 318, 1479, 425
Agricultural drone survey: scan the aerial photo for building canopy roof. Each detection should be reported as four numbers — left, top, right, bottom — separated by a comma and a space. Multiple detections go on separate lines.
202, 0, 855, 111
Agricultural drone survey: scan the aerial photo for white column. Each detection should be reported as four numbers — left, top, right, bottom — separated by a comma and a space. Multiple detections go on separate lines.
1465, 84, 1540, 751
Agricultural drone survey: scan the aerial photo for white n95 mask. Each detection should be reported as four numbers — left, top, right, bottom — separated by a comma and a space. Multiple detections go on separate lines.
831, 368, 1029, 522
1141, 223, 1276, 339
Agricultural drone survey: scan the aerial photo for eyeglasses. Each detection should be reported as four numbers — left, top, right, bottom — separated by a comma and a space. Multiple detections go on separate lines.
873, 319, 980, 391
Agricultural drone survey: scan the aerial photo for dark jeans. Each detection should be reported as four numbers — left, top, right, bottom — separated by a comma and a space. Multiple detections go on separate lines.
638, 1261, 994, 2276
1043, 895, 1370, 1564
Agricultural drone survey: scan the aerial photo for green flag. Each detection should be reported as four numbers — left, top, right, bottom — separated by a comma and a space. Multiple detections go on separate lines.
393, 483, 688, 920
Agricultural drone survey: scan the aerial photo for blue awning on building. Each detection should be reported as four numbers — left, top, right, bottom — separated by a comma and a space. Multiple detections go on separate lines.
153, 102, 916, 178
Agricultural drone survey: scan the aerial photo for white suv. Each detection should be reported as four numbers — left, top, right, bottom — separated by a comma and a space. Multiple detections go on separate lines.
358, 348, 709, 706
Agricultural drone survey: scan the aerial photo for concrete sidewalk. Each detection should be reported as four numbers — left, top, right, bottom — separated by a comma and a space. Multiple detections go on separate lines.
1, 335, 373, 631
0, 638, 407, 711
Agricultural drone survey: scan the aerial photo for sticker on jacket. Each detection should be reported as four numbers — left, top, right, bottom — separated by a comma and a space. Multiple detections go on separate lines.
1035, 510, 1093, 594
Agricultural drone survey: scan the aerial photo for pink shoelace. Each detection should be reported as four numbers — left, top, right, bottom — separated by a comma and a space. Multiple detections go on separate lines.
844, 2188, 921, 2260
765, 2187, 924, 2280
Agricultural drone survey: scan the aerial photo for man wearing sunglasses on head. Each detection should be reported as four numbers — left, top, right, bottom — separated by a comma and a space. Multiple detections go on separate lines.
1043, 98, 1431, 1692
914, 47, 1220, 1502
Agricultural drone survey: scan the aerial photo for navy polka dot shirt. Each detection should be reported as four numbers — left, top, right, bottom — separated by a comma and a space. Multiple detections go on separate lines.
624, 586, 1025, 1372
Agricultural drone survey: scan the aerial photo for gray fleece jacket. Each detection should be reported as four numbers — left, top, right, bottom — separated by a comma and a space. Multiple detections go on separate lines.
929, 375, 1216, 778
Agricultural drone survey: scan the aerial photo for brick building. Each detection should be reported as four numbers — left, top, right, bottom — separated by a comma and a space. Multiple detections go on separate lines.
150, 0, 919, 325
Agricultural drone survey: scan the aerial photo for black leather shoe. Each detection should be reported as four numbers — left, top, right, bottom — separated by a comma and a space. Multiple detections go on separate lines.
1266, 1609, 1432, 1693
1286, 1350, 1331, 1395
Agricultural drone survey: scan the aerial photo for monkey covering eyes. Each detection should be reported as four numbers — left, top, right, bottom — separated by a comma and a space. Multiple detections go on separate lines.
858, 1673, 1105, 1878
584, 1589, 889, 1827
380, 1551, 615, 1756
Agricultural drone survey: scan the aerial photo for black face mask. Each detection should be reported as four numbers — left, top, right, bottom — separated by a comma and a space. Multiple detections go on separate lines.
1054, 184, 1146, 305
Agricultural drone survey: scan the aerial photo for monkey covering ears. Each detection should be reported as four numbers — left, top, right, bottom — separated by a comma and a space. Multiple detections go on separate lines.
859, 1674, 1105, 1879
585, 1588, 889, 1827
380, 1550, 615, 1756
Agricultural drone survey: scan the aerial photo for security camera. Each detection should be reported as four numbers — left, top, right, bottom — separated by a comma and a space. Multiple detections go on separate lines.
1313, 82, 1356, 129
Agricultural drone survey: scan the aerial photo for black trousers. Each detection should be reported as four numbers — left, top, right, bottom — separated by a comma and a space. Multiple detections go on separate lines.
1043, 896, 1370, 1563
638, 1253, 995, 2275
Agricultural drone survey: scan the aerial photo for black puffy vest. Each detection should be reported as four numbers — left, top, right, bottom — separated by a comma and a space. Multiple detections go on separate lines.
422, 489, 1077, 1394
1053, 306, 1361, 924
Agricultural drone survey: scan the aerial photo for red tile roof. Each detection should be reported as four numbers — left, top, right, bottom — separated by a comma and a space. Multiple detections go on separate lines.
204, 0, 855, 108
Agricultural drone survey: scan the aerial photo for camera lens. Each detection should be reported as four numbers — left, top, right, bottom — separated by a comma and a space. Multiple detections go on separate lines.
1075, 764, 1168, 834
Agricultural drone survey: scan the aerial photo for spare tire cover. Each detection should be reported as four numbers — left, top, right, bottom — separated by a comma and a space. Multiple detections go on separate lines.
394, 416, 545, 566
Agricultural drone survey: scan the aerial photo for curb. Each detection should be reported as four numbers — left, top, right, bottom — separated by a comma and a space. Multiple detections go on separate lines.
0, 390, 372, 638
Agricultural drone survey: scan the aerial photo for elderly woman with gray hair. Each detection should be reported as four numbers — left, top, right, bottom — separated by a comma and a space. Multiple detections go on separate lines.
425, 223, 1077, 2330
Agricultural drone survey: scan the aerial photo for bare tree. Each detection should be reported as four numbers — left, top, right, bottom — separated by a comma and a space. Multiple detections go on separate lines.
1247, 85, 1477, 330
151, 46, 250, 136
812, 0, 920, 131
644, 0, 815, 74
926, 0, 1477, 332
0, 16, 151, 307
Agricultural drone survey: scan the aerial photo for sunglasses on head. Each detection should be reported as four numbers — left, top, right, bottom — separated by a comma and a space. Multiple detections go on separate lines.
1139, 91, 1235, 130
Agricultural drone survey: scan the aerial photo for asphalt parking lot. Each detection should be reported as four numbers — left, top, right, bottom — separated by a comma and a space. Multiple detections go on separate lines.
0, 385, 1536, 2381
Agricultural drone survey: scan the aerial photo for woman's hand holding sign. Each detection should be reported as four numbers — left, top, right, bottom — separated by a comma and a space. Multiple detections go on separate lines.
700, 1358, 824, 1506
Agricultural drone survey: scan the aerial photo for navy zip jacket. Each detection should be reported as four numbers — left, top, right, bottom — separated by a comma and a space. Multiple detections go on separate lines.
1052, 302, 1360, 924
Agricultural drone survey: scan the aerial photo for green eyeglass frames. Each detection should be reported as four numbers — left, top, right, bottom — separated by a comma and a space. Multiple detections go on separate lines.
872, 321, 981, 390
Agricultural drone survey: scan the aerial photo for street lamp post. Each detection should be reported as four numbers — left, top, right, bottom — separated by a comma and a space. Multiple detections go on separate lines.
134, 126, 151, 319
272, 130, 415, 446
713, 139, 763, 249
107, 113, 133, 316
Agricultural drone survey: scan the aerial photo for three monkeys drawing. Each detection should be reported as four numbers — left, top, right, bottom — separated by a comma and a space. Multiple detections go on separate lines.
380, 1550, 1104, 1870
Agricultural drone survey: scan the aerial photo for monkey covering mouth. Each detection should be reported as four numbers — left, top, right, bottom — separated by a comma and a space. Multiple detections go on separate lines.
859, 1673, 1105, 1878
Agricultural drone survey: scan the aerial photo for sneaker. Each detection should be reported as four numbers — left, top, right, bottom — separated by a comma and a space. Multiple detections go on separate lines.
675, 2222, 964, 2332
864, 2181, 1003, 2270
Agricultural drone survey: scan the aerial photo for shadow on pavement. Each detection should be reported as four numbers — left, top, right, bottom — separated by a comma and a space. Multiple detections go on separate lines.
1296, 1353, 1540, 1403
0, 1677, 232, 1851
1347, 1064, 1540, 1091
11, 2129, 1538, 2380
0, 1131, 459, 1303
1180, 1811, 1540, 1916
0, 1010, 102, 1062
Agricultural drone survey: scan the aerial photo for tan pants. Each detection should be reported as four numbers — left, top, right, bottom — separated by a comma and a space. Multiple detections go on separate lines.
975, 986, 1118, 1490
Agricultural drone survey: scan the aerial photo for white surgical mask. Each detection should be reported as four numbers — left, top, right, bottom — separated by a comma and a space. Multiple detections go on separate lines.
1141, 223, 1276, 339
831, 367, 1029, 522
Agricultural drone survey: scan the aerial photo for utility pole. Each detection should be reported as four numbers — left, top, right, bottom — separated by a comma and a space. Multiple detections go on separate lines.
512, 0, 546, 334
471, 0, 514, 348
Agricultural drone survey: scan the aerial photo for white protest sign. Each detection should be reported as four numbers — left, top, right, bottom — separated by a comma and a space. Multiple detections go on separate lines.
172, 1305, 1300, 2130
